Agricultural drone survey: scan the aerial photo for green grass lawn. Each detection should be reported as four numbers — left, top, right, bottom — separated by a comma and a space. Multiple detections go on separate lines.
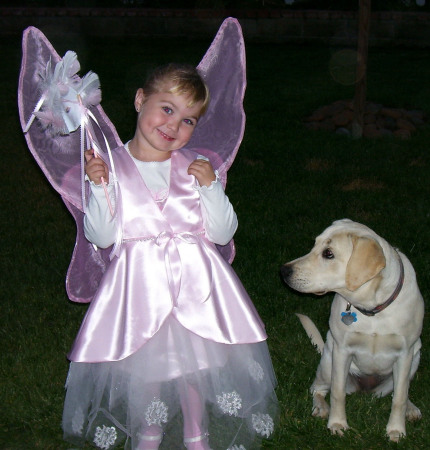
1, 29, 430, 449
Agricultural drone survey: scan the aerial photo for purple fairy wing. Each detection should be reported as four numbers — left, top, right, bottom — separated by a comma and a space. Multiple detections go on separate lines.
18, 26, 122, 303
64, 198, 112, 303
189, 17, 246, 189
188, 18, 246, 263
18, 26, 122, 211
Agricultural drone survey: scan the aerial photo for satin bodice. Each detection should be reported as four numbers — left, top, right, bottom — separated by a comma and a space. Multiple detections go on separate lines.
117, 149, 204, 239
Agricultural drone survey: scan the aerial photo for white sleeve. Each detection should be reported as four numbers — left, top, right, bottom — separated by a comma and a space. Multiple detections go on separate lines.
83, 180, 117, 249
196, 175, 238, 246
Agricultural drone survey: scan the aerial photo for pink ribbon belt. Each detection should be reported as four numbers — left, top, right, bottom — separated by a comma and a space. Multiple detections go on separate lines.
123, 230, 212, 306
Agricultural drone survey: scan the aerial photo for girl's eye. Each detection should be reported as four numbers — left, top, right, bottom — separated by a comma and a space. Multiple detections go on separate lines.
322, 248, 334, 259
183, 118, 195, 126
162, 106, 172, 114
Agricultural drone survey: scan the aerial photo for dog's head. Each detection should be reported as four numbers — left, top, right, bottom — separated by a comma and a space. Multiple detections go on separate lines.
281, 219, 386, 296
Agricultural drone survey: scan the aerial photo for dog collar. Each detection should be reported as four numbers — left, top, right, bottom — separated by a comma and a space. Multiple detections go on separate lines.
341, 252, 404, 324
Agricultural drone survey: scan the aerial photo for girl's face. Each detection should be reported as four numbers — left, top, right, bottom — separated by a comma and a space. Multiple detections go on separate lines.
132, 88, 203, 161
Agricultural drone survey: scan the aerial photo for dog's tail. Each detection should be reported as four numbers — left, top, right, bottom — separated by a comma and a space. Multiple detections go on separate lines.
296, 313, 324, 354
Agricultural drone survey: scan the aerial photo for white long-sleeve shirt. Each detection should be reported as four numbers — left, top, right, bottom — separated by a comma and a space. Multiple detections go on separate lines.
84, 149, 238, 249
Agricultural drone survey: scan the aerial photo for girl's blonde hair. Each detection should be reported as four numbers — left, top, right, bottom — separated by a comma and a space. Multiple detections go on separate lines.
142, 63, 210, 116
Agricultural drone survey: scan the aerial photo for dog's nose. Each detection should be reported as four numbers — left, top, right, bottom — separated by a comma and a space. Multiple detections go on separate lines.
280, 264, 293, 282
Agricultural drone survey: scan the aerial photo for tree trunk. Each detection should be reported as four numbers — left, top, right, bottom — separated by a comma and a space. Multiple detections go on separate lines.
352, 0, 371, 138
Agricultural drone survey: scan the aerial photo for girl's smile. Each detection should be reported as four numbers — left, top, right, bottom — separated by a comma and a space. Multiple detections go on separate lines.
157, 128, 175, 142
129, 88, 203, 161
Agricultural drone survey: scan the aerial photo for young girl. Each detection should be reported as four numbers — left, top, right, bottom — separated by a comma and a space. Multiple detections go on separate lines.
61, 63, 278, 450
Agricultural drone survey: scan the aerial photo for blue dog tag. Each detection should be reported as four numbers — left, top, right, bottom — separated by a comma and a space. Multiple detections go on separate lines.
341, 311, 357, 325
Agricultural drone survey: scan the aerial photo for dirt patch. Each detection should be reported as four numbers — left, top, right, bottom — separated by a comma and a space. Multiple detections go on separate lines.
305, 158, 332, 171
304, 100, 427, 139
341, 178, 386, 191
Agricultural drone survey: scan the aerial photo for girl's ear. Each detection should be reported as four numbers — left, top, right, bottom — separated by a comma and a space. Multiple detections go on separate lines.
134, 88, 145, 112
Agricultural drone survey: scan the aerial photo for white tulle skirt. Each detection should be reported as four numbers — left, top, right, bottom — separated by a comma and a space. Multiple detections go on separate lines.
62, 316, 278, 449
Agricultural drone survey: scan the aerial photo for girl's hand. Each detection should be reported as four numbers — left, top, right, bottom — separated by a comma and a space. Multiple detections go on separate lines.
188, 158, 216, 187
85, 149, 109, 185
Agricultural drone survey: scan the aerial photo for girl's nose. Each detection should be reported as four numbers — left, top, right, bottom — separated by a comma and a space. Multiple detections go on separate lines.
167, 118, 180, 132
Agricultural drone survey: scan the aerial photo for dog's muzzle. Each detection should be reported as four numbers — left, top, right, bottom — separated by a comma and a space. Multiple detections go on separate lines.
280, 264, 293, 283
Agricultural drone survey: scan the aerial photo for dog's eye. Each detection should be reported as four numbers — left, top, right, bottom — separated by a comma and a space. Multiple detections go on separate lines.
322, 248, 334, 259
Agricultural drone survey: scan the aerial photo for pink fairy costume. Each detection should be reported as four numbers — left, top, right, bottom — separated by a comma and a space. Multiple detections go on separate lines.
19, 19, 278, 449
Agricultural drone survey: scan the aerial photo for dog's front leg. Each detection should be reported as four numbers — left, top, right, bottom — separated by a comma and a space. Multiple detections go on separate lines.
327, 344, 351, 436
386, 350, 414, 442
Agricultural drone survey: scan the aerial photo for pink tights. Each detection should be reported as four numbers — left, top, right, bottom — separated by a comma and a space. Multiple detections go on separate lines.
136, 424, 163, 450
137, 380, 210, 449
179, 380, 210, 450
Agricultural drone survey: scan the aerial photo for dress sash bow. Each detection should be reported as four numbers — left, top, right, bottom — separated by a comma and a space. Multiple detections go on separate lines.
123, 230, 211, 306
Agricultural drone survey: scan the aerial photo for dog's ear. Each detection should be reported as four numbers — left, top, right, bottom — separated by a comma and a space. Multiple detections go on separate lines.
346, 236, 386, 291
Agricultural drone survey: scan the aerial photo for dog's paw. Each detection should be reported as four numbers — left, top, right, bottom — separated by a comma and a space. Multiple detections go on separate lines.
328, 422, 349, 436
406, 401, 422, 421
312, 393, 329, 419
312, 404, 329, 419
386, 429, 405, 443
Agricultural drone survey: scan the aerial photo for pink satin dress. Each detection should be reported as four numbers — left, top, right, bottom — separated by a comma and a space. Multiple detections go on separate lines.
62, 147, 278, 449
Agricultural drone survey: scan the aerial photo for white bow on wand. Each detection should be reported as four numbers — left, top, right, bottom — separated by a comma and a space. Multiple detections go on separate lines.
24, 50, 116, 217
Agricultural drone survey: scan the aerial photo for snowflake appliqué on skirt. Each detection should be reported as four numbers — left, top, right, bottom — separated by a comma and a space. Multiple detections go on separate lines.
248, 360, 264, 382
145, 398, 169, 427
217, 391, 242, 417
93, 425, 117, 449
252, 413, 274, 438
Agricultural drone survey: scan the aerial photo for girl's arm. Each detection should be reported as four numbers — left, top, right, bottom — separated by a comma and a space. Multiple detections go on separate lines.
189, 156, 238, 245
197, 178, 238, 246
83, 149, 117, 248
83, 181, 117, 249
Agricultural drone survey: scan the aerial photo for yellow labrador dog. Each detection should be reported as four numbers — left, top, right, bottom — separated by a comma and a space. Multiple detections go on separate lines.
281, 219, 424, 442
